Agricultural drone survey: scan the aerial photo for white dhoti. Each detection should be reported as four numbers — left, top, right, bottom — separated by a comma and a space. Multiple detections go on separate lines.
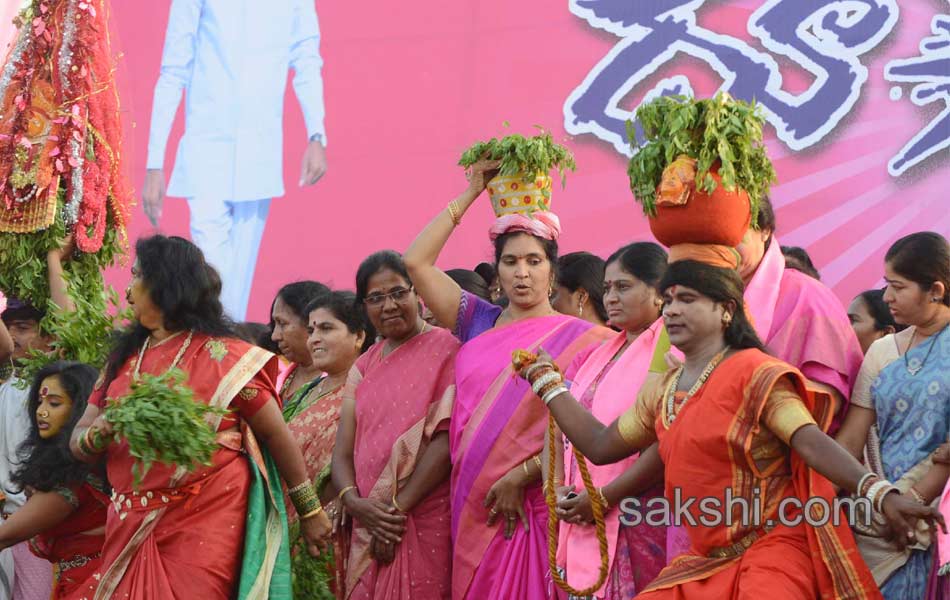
187, 197, 271, 322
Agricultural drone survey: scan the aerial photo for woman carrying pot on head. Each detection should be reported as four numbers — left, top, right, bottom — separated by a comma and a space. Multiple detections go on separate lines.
835, 232, 950, 599
69, 235, 331, 599
285, 290, 373, 599
332, 251, 460, 599
270, 281, 331, 404
0, 362, 106, 599
515, 247, 939, 600
551, 242, 670, 600
403, 160, 612, 600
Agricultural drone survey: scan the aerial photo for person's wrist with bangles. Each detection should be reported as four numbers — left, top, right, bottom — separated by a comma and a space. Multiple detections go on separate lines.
289, 480, 325, 520
78, 426, 108, 455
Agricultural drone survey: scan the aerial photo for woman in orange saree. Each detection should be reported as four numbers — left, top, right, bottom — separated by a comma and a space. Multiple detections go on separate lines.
516, 252, 943, 600
68, 235, 331, 600
332, 251, 459, 599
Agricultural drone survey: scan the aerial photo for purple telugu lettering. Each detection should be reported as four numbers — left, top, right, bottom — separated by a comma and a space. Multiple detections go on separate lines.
564, 0, 899, 155
884, 14, 950, 176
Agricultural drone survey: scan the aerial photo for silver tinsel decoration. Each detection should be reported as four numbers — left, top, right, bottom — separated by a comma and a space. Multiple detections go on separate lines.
0, 21, 32, 122
58, 0, 79, 94
64, 138, 84, 225
59, 0, 84, 226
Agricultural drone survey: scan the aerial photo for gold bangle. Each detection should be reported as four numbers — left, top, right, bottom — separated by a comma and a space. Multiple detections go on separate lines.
82, 427, 107, 454
392, 492, 406, 513
533, 455, 542, 471
909, 486, 927, 505
288, 480, 311, 494
290, 482, 321, 515
300, 505, 325, 520
522, 460, 530, 477
447, 201, 462, 226
337, 485, 357, 502
597, 486, 610, 509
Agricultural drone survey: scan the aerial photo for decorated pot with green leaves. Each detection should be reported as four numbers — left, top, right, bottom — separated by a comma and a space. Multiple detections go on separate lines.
626, 93, 777, 247
459, 129, 575, 218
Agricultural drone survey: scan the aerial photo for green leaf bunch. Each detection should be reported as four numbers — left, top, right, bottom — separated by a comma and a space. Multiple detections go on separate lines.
16, 289, 132, 388
626, 92, 777, 224
1, 191, 127, 386
103, 368, 230, 489
459, 127, 577, 195
289, 518, 336, 600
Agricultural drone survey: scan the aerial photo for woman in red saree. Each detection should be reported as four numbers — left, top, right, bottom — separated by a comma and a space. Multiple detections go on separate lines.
517, 251, 943, 599
332, 251, 459, 599
404, 161, 612, 599
0, 362, 106, 599
68, 235, 331, 600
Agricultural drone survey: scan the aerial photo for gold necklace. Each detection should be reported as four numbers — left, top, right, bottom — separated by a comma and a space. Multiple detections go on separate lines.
132, 331, 194, 381
385, 321, 428, 354
664, 346, 729, 424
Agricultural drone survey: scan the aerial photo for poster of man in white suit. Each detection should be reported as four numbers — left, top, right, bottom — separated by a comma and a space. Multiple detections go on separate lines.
143, 0, 327, 321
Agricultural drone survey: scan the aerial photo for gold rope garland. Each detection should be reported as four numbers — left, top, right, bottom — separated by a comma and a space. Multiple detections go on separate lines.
545, 412, 610, 596
514, 349, 610, 596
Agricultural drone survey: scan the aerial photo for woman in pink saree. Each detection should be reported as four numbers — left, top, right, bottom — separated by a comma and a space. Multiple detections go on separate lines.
333, 251, 459, 599
404, 160, 612, 599
554, 242, 670, 600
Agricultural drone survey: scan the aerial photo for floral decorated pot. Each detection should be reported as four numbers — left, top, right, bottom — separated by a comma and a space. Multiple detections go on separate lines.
487, 172, 553, 217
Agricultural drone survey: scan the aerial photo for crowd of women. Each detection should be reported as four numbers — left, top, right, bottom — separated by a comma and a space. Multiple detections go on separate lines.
0, 159, 949, 600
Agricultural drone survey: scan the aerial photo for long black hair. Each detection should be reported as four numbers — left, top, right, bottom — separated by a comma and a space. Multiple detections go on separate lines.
102, 235, 235, 394
660, 260, 764, 351
12, 362, 100, 492
305, 290, 376, 353
558, 252, 608, 322
606, 242, 668, 292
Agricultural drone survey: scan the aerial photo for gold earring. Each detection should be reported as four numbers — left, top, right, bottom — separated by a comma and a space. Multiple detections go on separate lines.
722, 313, 732, 326
578, 305, 584, 318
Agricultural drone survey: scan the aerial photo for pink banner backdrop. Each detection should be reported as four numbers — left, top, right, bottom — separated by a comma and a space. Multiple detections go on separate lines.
96, 1, 948, 320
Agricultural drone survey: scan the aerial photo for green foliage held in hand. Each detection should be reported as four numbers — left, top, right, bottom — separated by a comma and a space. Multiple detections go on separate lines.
289, 519, 336, 600
16, 288, 132, 389
625, 92, 777, 224
1, 193, 126, 387
103, 369, 230, 489
0, 191, 122, 312
459, 127, 577, 195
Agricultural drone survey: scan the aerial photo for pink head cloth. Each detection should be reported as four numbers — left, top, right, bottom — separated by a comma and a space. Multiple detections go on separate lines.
488, 211, 561, 242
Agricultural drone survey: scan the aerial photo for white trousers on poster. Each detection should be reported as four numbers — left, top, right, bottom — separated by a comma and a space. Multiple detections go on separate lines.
187, 197, 271, 322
